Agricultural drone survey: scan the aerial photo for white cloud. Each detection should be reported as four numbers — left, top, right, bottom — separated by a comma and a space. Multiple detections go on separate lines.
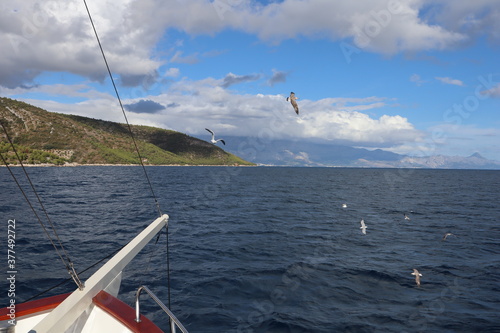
435, 76, 465, 86
1, 0, 161, 88
2, 0, 498, 89
419, 0, 500, 44
283, 150, 314, 164
15, 76, 423, 149
481, 83, 500, 97
164, 68, 180, 78
0, 83, 112, 101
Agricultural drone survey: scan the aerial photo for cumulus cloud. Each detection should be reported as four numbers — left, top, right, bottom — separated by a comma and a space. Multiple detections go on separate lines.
26, 77, 421, 149
1, 0, 162, 88
435, 76, 465, 86
1, 0, 498, 89
15, 71, 422, 149
419, 0, 500, 44
164, 67, 180, 78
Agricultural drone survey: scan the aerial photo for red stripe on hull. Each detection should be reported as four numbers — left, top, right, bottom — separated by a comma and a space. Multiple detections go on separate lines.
0, 293, 71, 321
92, 290, 164, 333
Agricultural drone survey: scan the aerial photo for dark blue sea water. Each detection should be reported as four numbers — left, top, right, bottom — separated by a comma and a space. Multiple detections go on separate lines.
1, 166, 500, 332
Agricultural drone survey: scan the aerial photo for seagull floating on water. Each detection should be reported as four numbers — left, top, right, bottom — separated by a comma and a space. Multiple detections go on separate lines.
286, 92, 299, 115
411, 268, 422, 287
205, 128, 225, 145
442, 233, 457, 241
360, 219, 367, 235
342, 203, 347, 208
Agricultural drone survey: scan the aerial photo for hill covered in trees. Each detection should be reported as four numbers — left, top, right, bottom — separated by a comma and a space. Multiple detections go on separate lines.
0, 97, 253, 166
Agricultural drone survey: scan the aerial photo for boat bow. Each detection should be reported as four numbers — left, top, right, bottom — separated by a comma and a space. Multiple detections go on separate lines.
29, 214, 169, 333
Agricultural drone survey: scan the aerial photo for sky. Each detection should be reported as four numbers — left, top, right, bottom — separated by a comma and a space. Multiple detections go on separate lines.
1, 0, 500, 160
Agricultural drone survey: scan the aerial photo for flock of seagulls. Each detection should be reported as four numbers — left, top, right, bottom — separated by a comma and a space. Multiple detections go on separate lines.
205, 91, 301, 146
344, 204, 458, 287
207, 92, 454, 288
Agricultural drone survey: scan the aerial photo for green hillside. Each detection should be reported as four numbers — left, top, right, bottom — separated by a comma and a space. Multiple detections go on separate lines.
0, 97, 254, 166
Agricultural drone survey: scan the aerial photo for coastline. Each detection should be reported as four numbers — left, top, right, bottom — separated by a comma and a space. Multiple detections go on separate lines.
1, 163, 257, 167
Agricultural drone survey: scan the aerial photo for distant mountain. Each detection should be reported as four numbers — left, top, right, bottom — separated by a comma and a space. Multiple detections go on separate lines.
0, 97, 254, 166
222, 138, 400, 166
395, 153, 500, 170
223, 136, 500, 169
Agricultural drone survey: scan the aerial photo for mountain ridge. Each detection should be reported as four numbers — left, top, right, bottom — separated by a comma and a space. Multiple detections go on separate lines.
221, 136, 500, 169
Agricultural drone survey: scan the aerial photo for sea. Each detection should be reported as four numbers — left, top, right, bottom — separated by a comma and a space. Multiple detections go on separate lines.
1, 166, 499, 332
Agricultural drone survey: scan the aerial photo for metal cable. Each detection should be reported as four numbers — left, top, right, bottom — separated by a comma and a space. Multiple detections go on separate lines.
21, 242, 127, 303
82, 0, 162, 218
82, 0, 172, 321
0, 123, 83, 289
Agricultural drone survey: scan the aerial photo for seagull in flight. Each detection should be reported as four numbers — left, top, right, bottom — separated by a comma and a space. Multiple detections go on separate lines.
442, 233, 457, 241
205, 128, 225, 145
411, 268, 422, 287
404, 214, 411, 221
286, 92, 299, 115
360, 219, 367, 235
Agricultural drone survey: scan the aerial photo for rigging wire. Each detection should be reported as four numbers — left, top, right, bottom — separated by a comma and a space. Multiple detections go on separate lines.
82, 0, 162, 218
82, 0, 172, 321
2, 0, 173, 307
165, 225, 172, 310
21, 242, 127, 303
0, 122, 84, 290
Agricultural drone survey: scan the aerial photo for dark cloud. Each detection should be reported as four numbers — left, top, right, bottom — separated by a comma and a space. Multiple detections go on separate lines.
120, 72, 159, 88
221, 73, 261, 88
267, 70, 288, 86
0, 67, 41, 89
124, 99, 165, 113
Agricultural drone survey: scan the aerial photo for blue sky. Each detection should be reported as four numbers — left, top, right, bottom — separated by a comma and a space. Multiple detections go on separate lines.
1, 0, 500, 160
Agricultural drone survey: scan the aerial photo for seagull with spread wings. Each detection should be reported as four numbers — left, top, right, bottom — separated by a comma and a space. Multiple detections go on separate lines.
411, 268, 423, 286
442, 232, 457, 241
205, 128, 225, 145
286, 92, 299, 115
360, 219, 367, 235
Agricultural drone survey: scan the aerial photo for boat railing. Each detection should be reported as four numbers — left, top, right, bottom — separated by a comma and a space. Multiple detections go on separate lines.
135, 285, 189, 333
